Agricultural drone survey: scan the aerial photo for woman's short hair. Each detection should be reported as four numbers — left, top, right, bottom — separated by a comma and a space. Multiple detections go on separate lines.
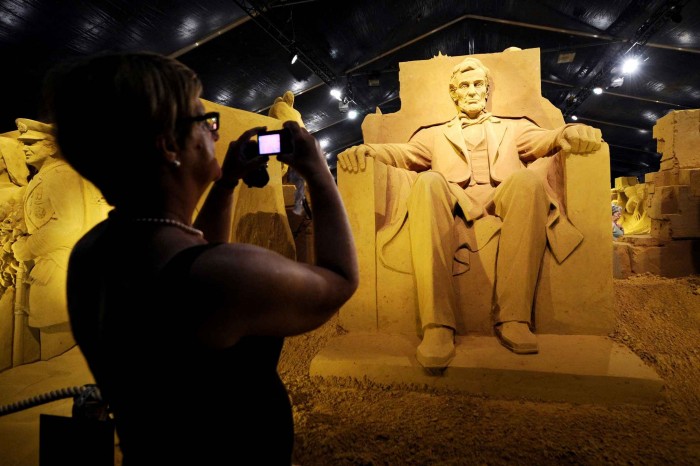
43, 52, 202, 205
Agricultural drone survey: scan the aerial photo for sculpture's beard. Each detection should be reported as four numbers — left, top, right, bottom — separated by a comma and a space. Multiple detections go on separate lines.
458, 99, 487, 119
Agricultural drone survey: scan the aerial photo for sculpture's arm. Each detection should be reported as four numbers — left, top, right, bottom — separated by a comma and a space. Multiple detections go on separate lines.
337, 141, 432, 173
515, 120, 602, 161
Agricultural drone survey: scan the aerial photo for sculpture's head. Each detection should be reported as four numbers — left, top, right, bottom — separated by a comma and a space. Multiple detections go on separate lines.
268, 90, 305, 128
16, 118, 58, 168
449, 57, 491, 119
267, 90, 304, 178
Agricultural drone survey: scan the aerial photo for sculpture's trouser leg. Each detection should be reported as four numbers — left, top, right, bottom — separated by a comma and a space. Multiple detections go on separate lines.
406, 171, 458, 331
493, 170, 549, 325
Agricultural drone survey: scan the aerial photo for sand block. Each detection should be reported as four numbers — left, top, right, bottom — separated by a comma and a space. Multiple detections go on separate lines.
613, 236, 700, 278
653, 109, 700, 169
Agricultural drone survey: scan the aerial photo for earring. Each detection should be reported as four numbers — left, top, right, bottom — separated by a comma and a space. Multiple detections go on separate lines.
172, 159, 181, 168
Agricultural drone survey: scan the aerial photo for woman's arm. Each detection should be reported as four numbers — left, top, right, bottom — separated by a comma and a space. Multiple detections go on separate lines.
194, 127, 268, 242
193, 121, 359, 348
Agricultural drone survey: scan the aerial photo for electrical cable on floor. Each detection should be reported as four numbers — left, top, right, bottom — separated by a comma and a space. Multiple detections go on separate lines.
0, 384, 103, 417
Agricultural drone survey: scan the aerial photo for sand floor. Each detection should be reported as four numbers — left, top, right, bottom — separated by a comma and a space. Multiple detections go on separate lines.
0, 273, 698, 465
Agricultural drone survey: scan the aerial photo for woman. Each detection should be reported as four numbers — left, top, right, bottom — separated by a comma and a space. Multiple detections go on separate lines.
43, 52, 358, 465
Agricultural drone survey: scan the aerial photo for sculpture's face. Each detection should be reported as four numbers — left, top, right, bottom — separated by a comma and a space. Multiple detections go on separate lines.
20, 139, 54, 168
452, 68, 488, 119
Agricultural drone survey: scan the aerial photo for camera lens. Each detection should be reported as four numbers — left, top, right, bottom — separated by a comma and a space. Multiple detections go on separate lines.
243, 166, 269, 188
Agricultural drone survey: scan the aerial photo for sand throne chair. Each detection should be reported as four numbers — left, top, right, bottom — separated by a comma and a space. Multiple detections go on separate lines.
337, 48, 614, 343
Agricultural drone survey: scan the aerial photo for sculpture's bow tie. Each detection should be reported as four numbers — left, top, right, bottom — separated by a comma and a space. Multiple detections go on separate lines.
460, 112, 492, 128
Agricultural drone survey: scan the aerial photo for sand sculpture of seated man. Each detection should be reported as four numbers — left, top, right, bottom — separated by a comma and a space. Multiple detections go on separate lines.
338, 56, 602, 369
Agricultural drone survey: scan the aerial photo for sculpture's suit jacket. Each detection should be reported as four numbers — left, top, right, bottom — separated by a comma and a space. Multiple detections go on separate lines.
367, 115, 584, 274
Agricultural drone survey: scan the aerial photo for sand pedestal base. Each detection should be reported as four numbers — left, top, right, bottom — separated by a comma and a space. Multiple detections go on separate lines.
310, 333, 663, 405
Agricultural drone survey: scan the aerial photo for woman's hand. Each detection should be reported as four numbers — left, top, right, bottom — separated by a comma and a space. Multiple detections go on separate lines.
218, 126, 269, 188
275, 121, 328, 182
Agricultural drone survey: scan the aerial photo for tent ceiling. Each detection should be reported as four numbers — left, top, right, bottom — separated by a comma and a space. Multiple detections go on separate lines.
1, 0, 698, 181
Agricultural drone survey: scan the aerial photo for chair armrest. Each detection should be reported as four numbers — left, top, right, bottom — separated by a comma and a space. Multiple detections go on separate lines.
535, 142, 615, 334
337, 158, 382, 330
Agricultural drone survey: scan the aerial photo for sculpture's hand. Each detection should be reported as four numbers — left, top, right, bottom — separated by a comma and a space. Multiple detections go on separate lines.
337, 144, 376, 173
11, 236, 32, 262
627, 197, 643, 221
633, 208, 642, 222
558, 125, 602, 154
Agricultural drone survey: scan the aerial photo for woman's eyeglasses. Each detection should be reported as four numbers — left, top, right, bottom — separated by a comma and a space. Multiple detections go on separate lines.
187, 112, 220, 132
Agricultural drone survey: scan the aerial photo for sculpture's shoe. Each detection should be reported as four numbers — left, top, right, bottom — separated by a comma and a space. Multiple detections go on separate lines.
495, 321, 539, 354
416, 326, 456, 369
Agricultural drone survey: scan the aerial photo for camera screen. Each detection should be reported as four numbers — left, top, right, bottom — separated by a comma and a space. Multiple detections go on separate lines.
258, 133, 282, 155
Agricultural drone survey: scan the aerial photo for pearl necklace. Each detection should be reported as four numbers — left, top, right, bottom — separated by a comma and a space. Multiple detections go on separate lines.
134, 217, 204, 237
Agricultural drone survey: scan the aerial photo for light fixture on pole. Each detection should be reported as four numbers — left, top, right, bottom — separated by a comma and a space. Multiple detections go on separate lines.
288, 11, 299, 66
338, 78, 357, 115
338, 98, 359, 119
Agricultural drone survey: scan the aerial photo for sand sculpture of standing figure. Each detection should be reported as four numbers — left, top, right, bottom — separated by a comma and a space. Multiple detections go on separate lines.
11, 118, 109, 360
268, 90, 308, 216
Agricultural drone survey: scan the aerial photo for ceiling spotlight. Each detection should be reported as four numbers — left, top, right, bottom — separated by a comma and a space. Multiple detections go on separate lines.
571, 115, 578, 121
347, 109, 358, 120
290, 52, 298, 65
592, 87, 603, 95
319, 138, 329, 149
330, 88, 342, 100
622, 57, 640, 74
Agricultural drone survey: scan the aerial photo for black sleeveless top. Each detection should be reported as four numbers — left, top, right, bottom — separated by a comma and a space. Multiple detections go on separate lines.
69, 228, 294, 465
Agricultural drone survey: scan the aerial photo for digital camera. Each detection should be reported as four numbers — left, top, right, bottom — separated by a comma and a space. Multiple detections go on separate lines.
242, 128, 294, 188
257, 128, 294, 156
